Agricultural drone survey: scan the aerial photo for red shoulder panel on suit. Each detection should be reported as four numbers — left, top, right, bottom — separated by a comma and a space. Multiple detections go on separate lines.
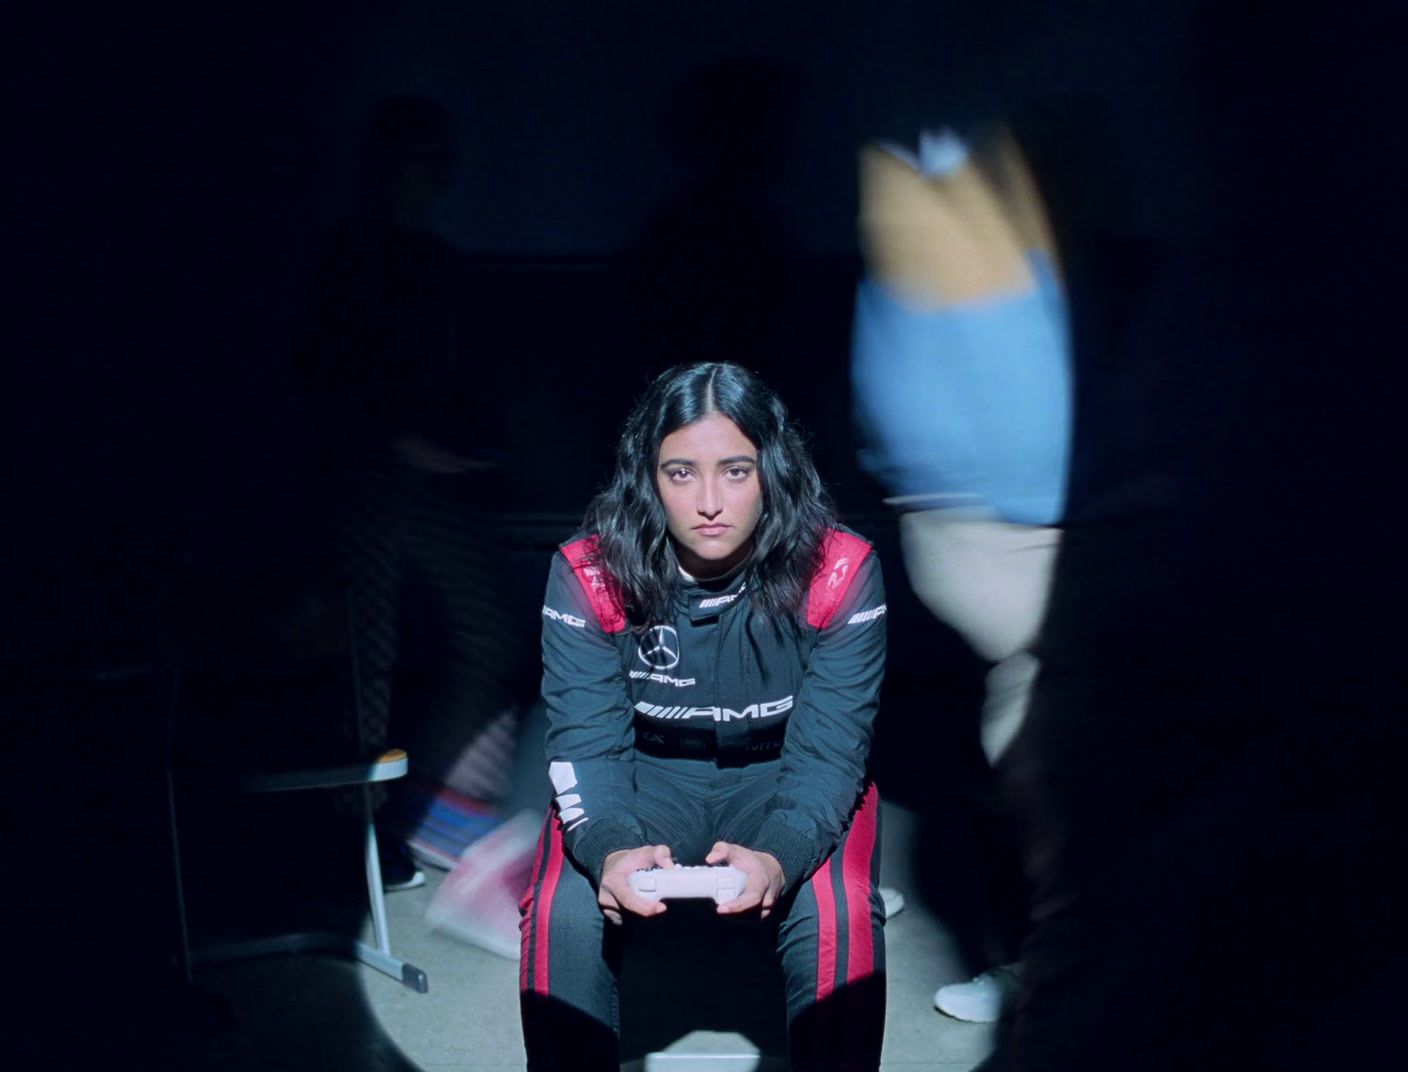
561, 536, 628, 634
806, 529, 872, 629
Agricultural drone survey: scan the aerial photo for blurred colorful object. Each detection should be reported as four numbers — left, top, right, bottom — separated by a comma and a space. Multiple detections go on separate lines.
851, 129, 1072, 525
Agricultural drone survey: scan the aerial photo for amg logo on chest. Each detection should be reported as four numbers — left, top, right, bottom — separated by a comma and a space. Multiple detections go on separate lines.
629, 670, 697, 687
634, 696, 794, 722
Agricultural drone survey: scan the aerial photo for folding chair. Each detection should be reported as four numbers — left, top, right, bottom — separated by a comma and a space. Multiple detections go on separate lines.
161, 555, 428, 993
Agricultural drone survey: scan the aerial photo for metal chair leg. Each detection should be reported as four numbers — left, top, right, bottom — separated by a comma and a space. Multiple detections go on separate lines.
362, 783, 392, 956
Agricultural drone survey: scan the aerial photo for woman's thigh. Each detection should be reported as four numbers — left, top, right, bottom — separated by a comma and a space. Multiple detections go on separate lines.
775, 782, 886, 1070
633, 757, 725, 862
519, 812, 621, 1024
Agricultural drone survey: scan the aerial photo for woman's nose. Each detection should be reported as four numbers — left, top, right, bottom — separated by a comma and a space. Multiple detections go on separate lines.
697, 479, 722, 517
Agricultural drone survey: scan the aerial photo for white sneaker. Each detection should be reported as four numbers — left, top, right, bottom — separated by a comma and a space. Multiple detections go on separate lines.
383, 868, 426, 892
380, 841, 427, 891
933, 964, 1021, 1023
879, 887, 906, 920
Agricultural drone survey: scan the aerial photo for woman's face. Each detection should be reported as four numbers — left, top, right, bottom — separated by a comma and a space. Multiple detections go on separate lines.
655, 412, 764, 579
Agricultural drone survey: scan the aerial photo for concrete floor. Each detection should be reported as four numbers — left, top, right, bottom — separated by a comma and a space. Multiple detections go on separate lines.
153, 802, 1007, 1071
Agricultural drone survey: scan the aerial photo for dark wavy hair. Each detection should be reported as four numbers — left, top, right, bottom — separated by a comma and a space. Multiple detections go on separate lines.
585, 362, 835, 626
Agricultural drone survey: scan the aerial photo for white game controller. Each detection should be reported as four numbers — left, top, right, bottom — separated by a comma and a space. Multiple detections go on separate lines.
627, 865, 747, 905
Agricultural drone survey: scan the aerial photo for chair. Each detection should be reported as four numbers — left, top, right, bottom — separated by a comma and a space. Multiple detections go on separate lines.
161, 554, 428, 993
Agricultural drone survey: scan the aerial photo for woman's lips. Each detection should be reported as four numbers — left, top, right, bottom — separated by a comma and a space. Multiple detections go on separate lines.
694, 523, 730, 536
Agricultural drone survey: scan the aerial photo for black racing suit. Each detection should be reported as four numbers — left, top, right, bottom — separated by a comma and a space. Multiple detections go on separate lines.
519, 527, 888, 1071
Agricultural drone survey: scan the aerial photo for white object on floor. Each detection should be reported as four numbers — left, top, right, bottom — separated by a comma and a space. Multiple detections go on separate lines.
933, 963, 1021, 1023
644, 1030, 761, 1072
425, 809, 541, 960
879, 886, 906, 920
383, 868, 426, 892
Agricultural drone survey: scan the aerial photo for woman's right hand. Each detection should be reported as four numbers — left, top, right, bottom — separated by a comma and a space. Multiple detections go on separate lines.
597, 845, 675, 925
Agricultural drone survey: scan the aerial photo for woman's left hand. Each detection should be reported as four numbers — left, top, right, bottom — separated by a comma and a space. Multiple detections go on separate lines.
707, 842, 784, 918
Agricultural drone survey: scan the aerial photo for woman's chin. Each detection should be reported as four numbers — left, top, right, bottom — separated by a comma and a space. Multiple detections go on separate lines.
677, 541, 750, 580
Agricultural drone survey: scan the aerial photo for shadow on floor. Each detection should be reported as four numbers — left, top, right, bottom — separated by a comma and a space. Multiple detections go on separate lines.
619, 900, 789, 1065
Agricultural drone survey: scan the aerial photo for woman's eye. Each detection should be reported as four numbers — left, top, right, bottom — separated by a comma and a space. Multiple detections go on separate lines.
726, 467, 752, 481
667, 469, 693, 483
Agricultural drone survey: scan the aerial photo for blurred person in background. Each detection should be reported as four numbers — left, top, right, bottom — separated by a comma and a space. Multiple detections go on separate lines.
851, 126, 1069, 1024
857, 5, 1406, 1067
292, 95, 520, 893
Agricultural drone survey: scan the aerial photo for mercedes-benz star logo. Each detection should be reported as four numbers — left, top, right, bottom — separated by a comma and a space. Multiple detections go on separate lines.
637, 625, 681, 671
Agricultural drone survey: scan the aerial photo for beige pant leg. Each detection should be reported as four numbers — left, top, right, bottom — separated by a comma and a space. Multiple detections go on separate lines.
899, 510, 1061, 764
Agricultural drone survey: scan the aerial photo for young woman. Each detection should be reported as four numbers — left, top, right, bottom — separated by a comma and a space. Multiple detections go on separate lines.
519, 362, 888, 1071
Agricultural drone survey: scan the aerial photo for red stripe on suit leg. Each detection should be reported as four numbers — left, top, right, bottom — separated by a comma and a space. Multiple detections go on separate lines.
520, 811, 565, 994
811, 858, 839, 1001
530, 817, 566, 995
842, 782, 880, 983
518, 812, 553, 991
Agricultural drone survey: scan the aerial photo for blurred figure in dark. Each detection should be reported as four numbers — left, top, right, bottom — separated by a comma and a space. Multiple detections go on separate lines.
998, 8, 1405, 1069
860, 5, 1406, 1069
618, 60, 808, 392
292, 95, 518, 893
851, 126, 1068, 1023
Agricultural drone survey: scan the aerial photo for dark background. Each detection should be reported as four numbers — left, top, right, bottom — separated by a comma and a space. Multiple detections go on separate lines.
4, 1, 1404, 1067
4, 1, 1201, 548
2, 0, 1214, 733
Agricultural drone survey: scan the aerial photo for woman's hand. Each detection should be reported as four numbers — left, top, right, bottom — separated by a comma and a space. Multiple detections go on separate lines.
707, 842, 785, 918
597, 844, 675, 925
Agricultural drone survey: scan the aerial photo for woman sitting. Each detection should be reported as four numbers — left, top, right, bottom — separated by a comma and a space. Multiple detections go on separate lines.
519, 361, 889, 1071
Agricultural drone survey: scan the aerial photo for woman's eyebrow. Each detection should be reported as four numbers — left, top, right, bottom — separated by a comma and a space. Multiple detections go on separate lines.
658, 454, 757, 468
